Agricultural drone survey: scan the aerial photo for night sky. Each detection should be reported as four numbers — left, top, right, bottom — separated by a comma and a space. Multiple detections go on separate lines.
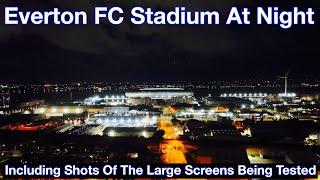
0, 0, 320, 82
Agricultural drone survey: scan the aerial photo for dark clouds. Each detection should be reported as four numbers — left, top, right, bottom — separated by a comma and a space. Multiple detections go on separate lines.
0, 0, 320, 82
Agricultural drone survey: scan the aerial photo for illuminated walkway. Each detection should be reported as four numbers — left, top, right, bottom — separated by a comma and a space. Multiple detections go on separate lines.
158, 117, 187, 164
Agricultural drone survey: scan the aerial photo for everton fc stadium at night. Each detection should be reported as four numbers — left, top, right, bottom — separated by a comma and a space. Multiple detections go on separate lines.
1, 0, 320, 176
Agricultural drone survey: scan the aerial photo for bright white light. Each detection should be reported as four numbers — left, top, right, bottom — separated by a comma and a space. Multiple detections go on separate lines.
141, 131, 147, 138
143, 118, 148, 123
241, 104, 246, 109
108, 130, 116, 137
94, 96, 100, 100
250, 104, 255, 109
51, 108, 57, 113
24, 110, 31, 114
39, 108, 46, 114
63, 108, 69, 113
97, 119, 102, 124
279, 93, 297, 98
221, 112, 234, 117
75, 108, 81, 114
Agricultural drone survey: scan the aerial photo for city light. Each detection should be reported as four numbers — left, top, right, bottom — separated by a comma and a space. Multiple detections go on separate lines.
108, 130, 116, 137
0, 81, 319, 169
51, 108, 57, 113
39, 108, 46, 114
75, 108, 81, 114
221, 93, 268, 98
63, 108, 69, 113
278, 93, 297, 97
23, 110, 31, 114
141, 131, 147, 138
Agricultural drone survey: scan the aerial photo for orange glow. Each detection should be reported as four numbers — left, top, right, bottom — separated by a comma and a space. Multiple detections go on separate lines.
214, 107, 228, 113
160, 140, 187, 164
246, 147, 262, 155
233, 121, 244, 129
305, 171, 320, 180
158, 117, 187, 164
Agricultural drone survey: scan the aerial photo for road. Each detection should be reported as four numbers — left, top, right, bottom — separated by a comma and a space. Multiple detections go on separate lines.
158, 116, 187, 164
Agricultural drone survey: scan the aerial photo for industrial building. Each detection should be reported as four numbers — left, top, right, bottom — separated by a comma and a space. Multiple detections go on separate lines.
83, 105, 159, 137
84, 94, 127, 106
126, 88, 194, 105
83, 88, 194, 106
87, 114, 157, 128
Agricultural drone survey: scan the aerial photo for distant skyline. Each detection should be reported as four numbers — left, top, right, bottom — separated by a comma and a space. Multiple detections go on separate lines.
1, 0, 320, 82
0, 77, 319, 84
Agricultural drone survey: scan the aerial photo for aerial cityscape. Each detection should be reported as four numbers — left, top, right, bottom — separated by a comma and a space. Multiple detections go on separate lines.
1, 0, 320, 179
0, 77, 319, 176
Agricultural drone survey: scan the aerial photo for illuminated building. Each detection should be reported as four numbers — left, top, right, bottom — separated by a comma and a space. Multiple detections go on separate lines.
219, 93, 268, 105
87, 114, 157, 128
102, 106, 129, 114
0, 99, 44, 115
278, 92, 297, 98
85, 106, 158, 137
34, 106, 84, 117
126, 88, 193, 99
83, 88, 194, 106
84, 94, 127, 106
85, 113, 158, 137
126, 88, 194, 105
221, 93, 268, 98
